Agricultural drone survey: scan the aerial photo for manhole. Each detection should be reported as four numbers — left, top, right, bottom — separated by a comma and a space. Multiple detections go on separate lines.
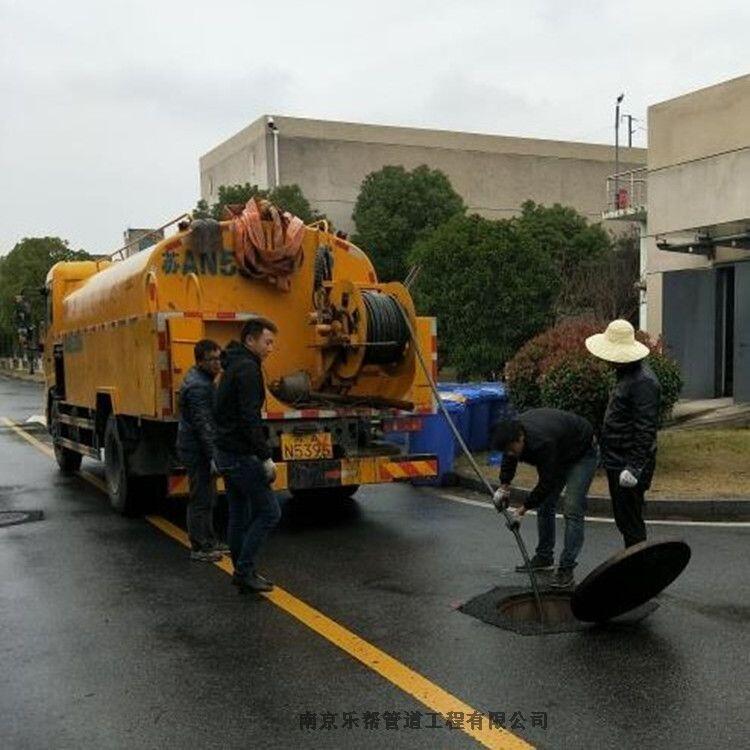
0, 510, 44, 528
460, 585, 660, 636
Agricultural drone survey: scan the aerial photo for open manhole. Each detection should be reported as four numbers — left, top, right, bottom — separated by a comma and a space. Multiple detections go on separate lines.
460, 537, 690, 636
461, 585, 659, 636
0, 510, 44, 528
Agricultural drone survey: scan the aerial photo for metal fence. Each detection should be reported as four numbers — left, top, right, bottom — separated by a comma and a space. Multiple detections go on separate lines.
604, 168, 648, 213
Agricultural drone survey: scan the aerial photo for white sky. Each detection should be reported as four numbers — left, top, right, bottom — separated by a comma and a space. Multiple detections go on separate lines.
1, 0, 748, 254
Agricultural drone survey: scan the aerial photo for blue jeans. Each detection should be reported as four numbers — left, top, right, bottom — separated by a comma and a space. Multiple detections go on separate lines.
216, 451, 281, 579
535, 445, 598, 568
179, 447, 216, 552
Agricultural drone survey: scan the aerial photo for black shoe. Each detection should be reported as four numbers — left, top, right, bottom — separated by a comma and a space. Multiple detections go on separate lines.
550, 567, 575, 588
235, 572, 274, 594
515, 555, 554, 573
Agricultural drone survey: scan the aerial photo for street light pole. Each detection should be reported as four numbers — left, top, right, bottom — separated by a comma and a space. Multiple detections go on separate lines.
615, 93, 624, 209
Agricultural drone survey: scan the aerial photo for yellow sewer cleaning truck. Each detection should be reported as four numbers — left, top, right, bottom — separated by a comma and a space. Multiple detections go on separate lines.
42, 202, 437, 514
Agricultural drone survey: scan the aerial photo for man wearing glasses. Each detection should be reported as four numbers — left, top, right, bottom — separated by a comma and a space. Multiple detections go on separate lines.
176, 339, 227, 561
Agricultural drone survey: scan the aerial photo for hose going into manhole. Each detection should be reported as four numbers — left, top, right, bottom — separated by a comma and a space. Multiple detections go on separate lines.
396, 304, 545, 631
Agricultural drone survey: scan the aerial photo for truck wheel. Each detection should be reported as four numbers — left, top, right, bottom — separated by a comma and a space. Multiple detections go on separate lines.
290, 485, 359, 501
50, 399, 82, 474
104, 415, 139, 516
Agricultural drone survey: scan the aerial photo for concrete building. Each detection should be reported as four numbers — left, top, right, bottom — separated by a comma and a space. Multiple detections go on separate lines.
199, 116, 645, 234
605, 75, 750, 402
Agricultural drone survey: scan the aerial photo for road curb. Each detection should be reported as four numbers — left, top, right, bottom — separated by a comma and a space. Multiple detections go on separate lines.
0, 369, 45, 384
447, 471, 750, 522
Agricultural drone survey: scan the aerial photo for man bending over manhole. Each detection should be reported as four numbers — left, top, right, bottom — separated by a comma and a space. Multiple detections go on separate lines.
491, 409, 599, 588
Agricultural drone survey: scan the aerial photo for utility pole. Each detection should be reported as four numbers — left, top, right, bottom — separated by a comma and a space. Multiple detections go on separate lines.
622, 113, 637, 148
614, 93, 624, 209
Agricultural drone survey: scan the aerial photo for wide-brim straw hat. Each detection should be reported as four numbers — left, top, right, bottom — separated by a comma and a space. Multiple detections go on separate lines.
585, 319, 650, 364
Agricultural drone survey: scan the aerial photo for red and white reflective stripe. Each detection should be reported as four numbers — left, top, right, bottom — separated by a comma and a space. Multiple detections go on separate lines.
156, 315, 173, 417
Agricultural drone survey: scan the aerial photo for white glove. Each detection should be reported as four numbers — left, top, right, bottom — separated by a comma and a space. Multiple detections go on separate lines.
492, 487, 511, 510
619, 469, 638, 488
210, 459, 219, 476
263, 458, 277, 484
505, 507, 524, 530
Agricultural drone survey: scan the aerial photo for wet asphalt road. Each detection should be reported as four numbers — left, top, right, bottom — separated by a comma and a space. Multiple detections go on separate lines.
1, 375, 749, 750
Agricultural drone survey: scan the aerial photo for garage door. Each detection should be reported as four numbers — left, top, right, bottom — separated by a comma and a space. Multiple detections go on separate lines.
735, 262, 750, 403
662, 268, 717, 399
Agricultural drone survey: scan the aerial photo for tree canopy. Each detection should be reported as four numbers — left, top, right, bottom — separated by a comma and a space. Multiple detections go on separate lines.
409, 213, 559, 378
352, 165, 465, 282
0, 236, 89, 339
195, 183, 324, 225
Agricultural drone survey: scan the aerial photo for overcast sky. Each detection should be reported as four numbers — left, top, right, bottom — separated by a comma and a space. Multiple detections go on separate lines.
1, 0, 747, 254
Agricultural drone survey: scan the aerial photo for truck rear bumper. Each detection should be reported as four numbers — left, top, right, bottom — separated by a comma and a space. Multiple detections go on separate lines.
167, 453, 438, 496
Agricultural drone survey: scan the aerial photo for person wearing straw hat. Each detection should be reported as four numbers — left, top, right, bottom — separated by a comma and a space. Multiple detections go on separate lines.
585, 319, 661, 548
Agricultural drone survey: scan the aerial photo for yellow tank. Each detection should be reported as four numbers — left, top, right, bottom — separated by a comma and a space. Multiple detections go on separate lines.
43, 216, 438, 513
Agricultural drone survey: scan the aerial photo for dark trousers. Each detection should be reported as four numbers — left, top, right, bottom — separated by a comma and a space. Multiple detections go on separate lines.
216, 451, 281, 579
181, 450, 216, 552
606, 470, 648, 547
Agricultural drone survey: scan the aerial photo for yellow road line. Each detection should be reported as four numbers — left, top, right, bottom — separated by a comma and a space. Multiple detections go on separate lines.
2, 417, 533, 750
1, 417, 55, 458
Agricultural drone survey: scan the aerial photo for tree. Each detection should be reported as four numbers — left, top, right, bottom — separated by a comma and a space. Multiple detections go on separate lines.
515, 200, 611, 280
0, 237, 89, 340
409, 214, 558, 378
555, 227, 640, 323
352, 165, 465, 282
194, 183, 324, 225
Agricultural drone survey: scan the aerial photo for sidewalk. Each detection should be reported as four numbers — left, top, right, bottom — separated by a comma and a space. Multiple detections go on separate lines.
666, 397, 750, 430
0, 367, 45, 384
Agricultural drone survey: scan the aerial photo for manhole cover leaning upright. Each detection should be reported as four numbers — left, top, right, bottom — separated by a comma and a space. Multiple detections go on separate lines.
571, 538, 692, 623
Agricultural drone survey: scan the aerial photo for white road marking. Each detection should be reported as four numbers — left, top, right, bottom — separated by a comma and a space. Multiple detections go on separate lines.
25, 414, 47, 426
435, 492, 750, 528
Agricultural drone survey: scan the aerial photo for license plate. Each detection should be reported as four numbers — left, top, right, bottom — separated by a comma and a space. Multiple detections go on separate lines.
281, 432, 334, 461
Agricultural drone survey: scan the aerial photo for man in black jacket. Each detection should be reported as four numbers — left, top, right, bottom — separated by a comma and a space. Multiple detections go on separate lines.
177, 339, 224, 562
491, 408, 599, 587
586, 319, 661, 547
214, 317, 280, 594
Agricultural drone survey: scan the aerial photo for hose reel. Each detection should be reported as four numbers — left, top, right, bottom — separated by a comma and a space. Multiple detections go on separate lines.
361, 290, 409, 365
318, 280, 413, 381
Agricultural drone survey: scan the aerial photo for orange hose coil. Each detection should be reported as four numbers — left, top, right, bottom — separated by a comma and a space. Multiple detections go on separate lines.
230, 197, 305, 291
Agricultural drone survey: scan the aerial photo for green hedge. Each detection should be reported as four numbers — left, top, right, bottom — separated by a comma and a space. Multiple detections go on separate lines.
506, 318, 683, 428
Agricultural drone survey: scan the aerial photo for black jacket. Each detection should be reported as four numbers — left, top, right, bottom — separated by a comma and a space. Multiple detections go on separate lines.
600, 360, 660, 476
499, 408, 595, 510
214, 341, 271, 459
176, 366, 217, 460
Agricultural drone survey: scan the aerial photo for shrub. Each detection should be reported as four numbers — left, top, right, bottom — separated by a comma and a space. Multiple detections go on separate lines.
506, 318, 683, 429
504, 319, 603, 412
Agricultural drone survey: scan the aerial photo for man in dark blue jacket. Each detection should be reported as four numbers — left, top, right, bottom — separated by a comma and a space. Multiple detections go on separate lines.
586, 319, 661, 547
177, 339, 224, 562
214, 317, 280, 594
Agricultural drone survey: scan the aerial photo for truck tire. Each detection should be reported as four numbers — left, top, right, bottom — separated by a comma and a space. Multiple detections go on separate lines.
104, 415, 140, 516
50, 398, 83, 474
290, 485, 359, 501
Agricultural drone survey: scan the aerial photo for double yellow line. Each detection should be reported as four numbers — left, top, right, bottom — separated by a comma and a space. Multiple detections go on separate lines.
1, 416, 533, 750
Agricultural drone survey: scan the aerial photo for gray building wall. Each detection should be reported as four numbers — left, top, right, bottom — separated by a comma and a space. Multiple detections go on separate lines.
200, 116, 645, 233
644, 74, 750, 402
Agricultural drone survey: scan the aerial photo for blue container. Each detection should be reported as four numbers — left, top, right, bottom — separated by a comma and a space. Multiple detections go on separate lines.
487, 451, 504, 466
455, 386, 490, 452
410, 398, 466, 485
437, 391, 471, 455
479, 382, 510, 437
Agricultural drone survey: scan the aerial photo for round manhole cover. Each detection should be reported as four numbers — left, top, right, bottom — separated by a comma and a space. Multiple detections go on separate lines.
571, 538, 691, 623
0, 510, 44, 528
